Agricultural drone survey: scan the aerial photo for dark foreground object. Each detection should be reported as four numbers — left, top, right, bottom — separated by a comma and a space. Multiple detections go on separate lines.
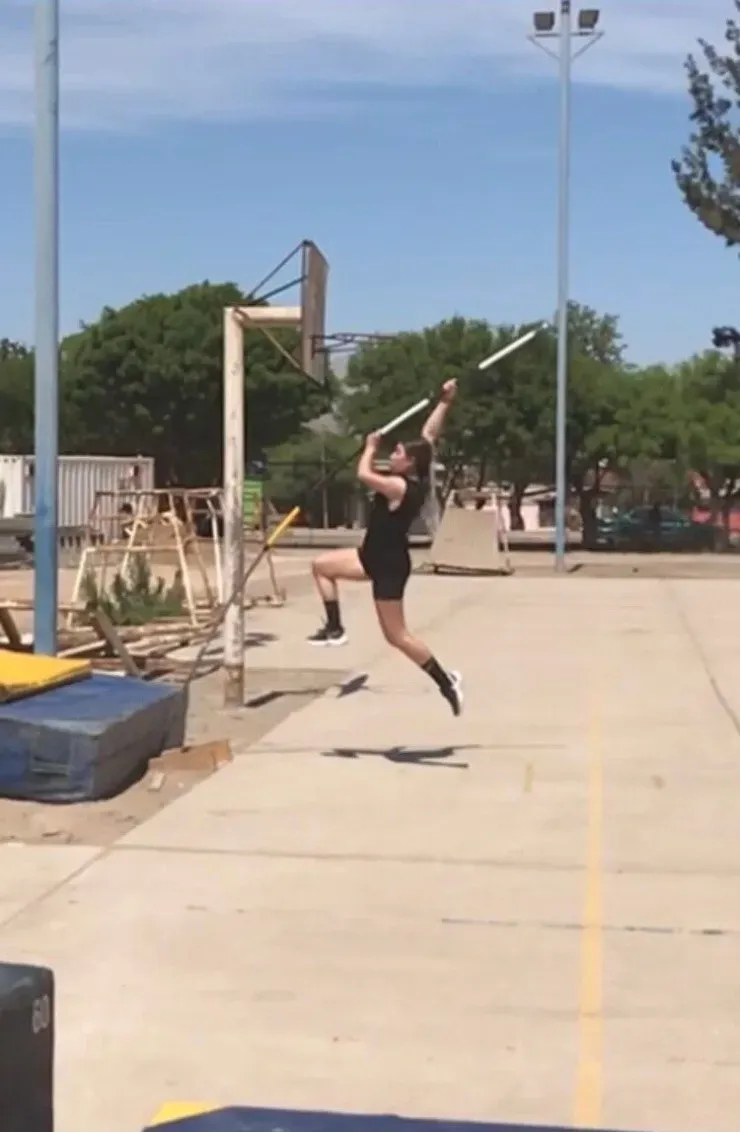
0, 673, 187, 802
145, 1106, 630, 1131
0, 962, 54, 1132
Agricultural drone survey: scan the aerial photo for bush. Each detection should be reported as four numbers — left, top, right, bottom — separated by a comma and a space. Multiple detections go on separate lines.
81, 555, 186, 626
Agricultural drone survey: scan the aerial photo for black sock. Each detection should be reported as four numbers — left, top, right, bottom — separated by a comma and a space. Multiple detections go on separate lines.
323, 599, 342, 632
422, 656, 453, 695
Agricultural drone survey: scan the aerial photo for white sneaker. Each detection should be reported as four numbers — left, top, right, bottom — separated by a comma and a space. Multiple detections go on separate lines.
446, 670, 464, 716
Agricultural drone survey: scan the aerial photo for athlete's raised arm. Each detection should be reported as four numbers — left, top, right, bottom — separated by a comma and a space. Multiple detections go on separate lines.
356, 431, 407, 503
421, 379, 457, 445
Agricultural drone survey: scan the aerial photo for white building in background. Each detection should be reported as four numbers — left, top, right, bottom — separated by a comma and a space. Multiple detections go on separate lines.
0, 455, 155, 529
458, 483, 555, 532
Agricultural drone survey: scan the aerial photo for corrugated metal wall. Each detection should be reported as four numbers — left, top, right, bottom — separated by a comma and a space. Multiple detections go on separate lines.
0, 455, 155, 529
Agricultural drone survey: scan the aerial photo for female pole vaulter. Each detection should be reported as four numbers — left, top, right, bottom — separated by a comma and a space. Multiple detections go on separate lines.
308, 380, 463, 716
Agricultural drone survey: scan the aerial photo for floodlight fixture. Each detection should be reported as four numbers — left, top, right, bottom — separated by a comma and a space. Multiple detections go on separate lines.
533, 10, 556, 33
578, 9, 600, 31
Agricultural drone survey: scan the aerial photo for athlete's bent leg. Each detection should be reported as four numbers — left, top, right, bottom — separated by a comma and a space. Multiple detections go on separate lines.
374, 599, 463, 716
309, 549, 367, 645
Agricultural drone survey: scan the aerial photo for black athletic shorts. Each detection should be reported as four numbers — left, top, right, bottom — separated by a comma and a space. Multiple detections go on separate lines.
358, 547, 411, 601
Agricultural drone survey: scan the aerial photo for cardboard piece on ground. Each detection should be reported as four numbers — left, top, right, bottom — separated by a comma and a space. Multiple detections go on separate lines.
151, 739, 232, 774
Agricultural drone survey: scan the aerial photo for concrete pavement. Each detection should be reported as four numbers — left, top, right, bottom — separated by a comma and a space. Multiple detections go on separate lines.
2, 576, 740, 1131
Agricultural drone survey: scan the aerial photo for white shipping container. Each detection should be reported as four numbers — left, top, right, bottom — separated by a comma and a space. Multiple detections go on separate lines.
0, 455, 155, 529
0, 455, 25, 519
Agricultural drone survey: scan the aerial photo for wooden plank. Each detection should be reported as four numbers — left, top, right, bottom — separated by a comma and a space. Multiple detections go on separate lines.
0, 600, 84, 614
86, 607, 141, 678
57, 640, 108, 660
0, 608, 24, 651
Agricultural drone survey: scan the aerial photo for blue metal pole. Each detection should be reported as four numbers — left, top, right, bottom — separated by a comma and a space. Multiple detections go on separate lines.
34, 0, 60, 654
554, 0, 572, 572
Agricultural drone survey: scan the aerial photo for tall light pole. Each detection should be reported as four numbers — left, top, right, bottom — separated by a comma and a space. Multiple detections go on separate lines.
529, 5, 603, 572
34, 0, 60, 653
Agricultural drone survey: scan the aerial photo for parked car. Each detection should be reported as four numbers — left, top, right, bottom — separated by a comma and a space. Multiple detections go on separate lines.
592, 505, 718, 552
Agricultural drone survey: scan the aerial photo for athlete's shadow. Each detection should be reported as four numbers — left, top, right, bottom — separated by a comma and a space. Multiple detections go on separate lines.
194, 631, 277, 664
323, 745, 478, 770
337, 673, 371, 697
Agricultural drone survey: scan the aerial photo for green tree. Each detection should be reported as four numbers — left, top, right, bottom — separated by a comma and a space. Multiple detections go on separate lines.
339, 309, 627, 530
509, 305, 672, 541
465, 323, 555, 525
341, 316, 496, 457
502, 305, 627, 537
497, 303, 625, 529
0, 341, 34, 454
678, 350, 740, 533
340, 316, 560, 512
266, 428, 357, 527
566, 301, 625, 366
672, 3, 740, 245
0, 339, 30, 362
564, 354, 626, 540
61, 282, 328, 484
615, 365, 688, 506
568, 361, 688, 541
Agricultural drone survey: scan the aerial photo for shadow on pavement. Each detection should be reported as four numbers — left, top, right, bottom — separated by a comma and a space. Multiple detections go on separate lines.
323, 745, 479, 770
246, 672, 368, 710
337, 673, 370, 697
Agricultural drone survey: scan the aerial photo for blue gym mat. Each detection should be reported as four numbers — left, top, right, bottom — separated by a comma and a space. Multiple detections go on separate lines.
144, 1107, 628, 1132
0, 673, 186, 802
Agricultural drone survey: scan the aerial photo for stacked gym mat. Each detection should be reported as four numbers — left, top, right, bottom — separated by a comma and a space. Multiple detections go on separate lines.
145, 1107, 611, 1131
0, 962, 54, 1132
0, 651, 187, 801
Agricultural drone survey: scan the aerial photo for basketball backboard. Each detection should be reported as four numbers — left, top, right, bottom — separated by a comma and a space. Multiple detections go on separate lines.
300, 240, 329, 385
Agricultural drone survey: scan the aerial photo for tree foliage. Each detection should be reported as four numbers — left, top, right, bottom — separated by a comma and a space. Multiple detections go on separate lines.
81, 555, 186, 626
60, 282, 328, 484
341, 316, 495, 456
0, 341, 34, 454
339, 303, 635, 531
673, 2, 740, 245
679, 350, 740, 520
265, 429, 358, 527
566, 302, 625, 367
3, 273, 740, 538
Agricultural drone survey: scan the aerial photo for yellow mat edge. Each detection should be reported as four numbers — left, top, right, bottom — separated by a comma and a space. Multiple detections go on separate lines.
0, 653, 92, 703
148, 1103, 217, 1126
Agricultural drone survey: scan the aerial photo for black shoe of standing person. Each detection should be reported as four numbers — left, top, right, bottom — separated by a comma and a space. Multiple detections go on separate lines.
307, 625, 348, 647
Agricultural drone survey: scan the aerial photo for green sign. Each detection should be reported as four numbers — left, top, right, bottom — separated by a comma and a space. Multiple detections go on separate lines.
242, 477, 263, 525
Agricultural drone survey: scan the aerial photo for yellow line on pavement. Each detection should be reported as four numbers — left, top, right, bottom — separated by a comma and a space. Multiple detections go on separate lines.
572, 691, 604, 1128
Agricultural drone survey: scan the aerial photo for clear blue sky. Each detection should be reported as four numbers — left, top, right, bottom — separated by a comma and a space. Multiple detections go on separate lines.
0, 0, 737, 366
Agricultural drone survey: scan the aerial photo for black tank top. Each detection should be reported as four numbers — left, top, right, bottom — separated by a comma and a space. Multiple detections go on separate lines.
361, 476, 427, 564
